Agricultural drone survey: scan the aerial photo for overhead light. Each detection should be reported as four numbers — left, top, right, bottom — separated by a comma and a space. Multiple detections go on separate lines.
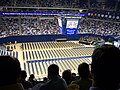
79, 10, 83, 13
88, 13, 91, 16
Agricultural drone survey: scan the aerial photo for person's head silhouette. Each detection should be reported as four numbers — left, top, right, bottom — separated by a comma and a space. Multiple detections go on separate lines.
78, 62, 90, 79
91, 44, 120, 90
0, 56, 21, 87
48, 64, 59, 79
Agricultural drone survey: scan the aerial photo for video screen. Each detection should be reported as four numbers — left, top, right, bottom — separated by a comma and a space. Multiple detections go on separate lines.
66, 19, 78, 28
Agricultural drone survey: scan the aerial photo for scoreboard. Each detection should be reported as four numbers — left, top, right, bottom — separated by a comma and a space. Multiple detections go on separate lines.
66, 19, 79, 34
58, 16, 81, 35
66, 19, 78, 28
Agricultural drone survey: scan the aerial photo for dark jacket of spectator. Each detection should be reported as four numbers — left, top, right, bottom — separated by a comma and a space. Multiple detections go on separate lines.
32, 64, 68, 90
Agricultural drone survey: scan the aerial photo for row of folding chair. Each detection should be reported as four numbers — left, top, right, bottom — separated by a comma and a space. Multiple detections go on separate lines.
22, 47, 94, 61
21, 41, 81, 50
0, 49, 6, 55
5, 51, 18, 58
24, 57, 92, 78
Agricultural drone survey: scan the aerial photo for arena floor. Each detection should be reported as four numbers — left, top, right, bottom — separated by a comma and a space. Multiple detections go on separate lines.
1, 41, 95, 79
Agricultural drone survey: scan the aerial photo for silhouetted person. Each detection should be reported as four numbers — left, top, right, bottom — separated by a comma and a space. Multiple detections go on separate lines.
20, 70, 33, 89
72, 62, 92, 90
43, 77, 48, 83
28, 74, 38, 86
62, 69, 72, 85
0, 56, 25, 90
71, 73, 77, 82
90, 44, 120, 90
33, 64, 67, 90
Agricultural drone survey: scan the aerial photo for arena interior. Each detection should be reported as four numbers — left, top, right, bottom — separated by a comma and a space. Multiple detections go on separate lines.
0, 0, 120, 80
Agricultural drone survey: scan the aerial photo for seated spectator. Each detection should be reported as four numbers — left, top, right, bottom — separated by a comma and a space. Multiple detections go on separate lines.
72, 62, 92, 90
62, 69, 72, 85
68, 84, 79, 90
90, 44, 120, 90
28, 74, 38, 86
0, 56, 25, 90
43, 77, 48, 83
78, 18, 120, 36
71, 73, 77, 82
19, 70, 33, 89
32, 64, 68, 90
